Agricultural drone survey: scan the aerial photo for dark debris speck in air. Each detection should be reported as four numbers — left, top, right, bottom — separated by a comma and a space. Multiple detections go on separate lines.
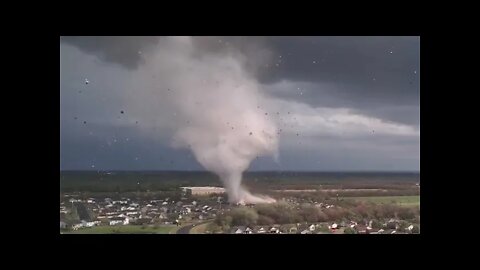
249, 132, 253, 135
265, 113, 268, 115
121, 111, 124, 114
83, 121, 87, 124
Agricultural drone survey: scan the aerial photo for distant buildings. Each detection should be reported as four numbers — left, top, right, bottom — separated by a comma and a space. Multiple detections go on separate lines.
180, 186, 226, 195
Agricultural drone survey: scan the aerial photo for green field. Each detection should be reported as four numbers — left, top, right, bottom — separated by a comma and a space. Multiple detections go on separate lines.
64, 225, 177, 234
190, 222, 211, 234
344, 196, 420, 206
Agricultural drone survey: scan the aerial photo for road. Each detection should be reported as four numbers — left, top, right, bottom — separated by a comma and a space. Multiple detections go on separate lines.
176, 221, 211, 234
74, 203, 91, 221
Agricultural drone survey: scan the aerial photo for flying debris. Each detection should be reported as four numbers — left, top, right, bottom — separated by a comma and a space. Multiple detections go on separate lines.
265, 113, 268, 115
85, 79, 89, 84
121, 110, 124, 114
74, 117, 77, 120
414, 70, 417, 74
83, 121, 87, 124
135, 121, 138, 124
249, 132, 253, 135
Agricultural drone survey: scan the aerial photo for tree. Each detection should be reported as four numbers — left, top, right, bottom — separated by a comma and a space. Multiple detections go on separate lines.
344, 227, 357, 234
370, 219, 382, 229
300, 206, 322, 223
387, 222, 397, 230
257, 215, 275, 225
229, 207, 259, 226
396, 207, 415, 220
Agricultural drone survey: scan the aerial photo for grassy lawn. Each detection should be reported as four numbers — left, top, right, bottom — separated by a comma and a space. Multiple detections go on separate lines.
344, 196, 420, 206
65, 225, 177, 234
190, 222, 211, 234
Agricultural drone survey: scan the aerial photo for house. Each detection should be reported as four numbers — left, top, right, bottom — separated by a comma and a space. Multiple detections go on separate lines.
300, 229, 311, 234
329, 223, 338, 230
355, 225, 369, 234
235, 228, 243, 234
60, 221, 67, 229
257, 227, 267, 234
407, 225, 414, 231
109, 220, 123, 226
85, 221, 97, 227
245, 227, 253, 234
72, 223, 84, 230
289, 227, 298, 234
270, 227, 280, 233
309, 224, 316, 231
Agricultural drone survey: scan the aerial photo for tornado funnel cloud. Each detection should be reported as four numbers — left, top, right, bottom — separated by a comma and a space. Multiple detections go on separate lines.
141, 37, 278, 204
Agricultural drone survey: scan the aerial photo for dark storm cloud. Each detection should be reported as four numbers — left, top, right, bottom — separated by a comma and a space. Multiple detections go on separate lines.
258, 36, 420, 126
60, 37, 420, 171
61, 36, 161, 69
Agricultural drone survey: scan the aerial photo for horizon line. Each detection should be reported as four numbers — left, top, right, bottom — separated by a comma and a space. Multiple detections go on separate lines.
60, 169, 420, 173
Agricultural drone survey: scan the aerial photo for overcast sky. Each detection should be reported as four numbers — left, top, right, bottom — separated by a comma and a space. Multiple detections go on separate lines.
60, 36, 420, 171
